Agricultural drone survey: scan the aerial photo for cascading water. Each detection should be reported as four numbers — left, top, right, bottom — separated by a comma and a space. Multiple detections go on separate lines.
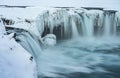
8, 8, 120, 78
81, 13, 94, 37
104, 12, 111, 36
70, 15, 79, 37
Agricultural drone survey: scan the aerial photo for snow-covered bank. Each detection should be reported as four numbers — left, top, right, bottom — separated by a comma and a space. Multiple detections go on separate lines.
0, 7, 59, 35
0, 21, 37, 78
0, 35, 37, 78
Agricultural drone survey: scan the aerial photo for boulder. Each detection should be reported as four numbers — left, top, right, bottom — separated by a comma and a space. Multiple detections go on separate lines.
40, 34, 56, 48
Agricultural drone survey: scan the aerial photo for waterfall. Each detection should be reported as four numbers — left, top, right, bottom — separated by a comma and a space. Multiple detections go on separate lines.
70, 15, 79, 37
81, 13, 94, 37
15, 31, 42, 58
104, 11, 116, 36
6, 8, 120, 78
104, 13, 111, 36
13, 31, 43, 76
36, 8, 120, 39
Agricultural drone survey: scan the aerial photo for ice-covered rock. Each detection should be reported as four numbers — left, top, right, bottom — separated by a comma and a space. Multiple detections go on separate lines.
41, 34, 56, 48
7, 33, 15, 40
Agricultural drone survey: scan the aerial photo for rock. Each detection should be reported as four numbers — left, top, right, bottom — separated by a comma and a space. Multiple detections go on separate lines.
30, 56, 33, 61
81, 7, 103, 10
1, 18, 14, 25
7, 33, 15, 40
40, 34, 56, 48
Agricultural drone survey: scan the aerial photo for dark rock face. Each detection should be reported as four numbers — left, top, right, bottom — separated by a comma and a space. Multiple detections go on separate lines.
0, 5, 29, 8
1, 18, 15, 25
104, 10, 117, 13
41, 23, 72, 41
5, 27, 27, 34
81, 7, 104, 10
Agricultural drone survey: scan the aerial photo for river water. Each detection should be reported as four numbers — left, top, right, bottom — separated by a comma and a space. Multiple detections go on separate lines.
37, 37, 120, 78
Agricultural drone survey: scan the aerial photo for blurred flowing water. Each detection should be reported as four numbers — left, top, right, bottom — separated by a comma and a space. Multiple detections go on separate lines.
36, 37, 120, 78
34, 9, 120, 78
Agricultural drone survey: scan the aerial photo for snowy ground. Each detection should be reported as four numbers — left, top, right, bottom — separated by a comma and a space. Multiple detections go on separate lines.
0, 25, 37, 78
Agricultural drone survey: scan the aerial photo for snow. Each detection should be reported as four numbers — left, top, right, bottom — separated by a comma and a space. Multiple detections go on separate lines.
0, 25, 37, 78
0, 19, 6, 35
0, 7, 50, 20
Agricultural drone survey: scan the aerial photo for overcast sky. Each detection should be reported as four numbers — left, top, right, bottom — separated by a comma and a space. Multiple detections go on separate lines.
0, 0, 120, 10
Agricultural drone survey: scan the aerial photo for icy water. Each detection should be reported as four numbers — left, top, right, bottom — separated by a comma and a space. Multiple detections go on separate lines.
38, 37, 120, 78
